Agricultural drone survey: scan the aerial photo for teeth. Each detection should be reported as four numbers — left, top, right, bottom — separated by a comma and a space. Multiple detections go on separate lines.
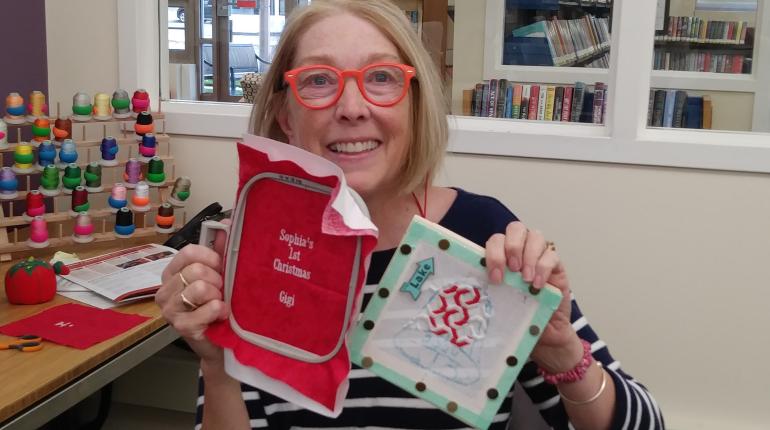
330, 140, 379, 154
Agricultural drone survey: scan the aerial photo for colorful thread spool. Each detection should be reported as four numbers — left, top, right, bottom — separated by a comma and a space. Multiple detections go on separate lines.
139, 133, 157, 161
146, 156, 166, 186
114, 207, 136, 238
123, 158, 143, 188
100, 136, 119, 166
0, 167, 19, 200
27, 216, 50, 248
72, 92, 92, 121
52, 117, 72, 143
72, 212, 95, 243
39, 164, 61, 196
167, 176, 191, 207
108, 183, 128, 213
4, 92, 26, 124
26, 90, 48, 122
37, 140, 57, 171
93, 92, 112, 120
112, 89, 131, 118
12, 143, 35, 174
84, 162, 103, 192
131, 89, 150, 117
0, 118, 7, 149
134, 111, 154, 141
62, 163, 82, 194
70, 186, 90, 217
31, 118, 51, 143
57, 139, 78, 168
23, 190, 46, 221
155, 202, 175, 233
131, 181, 151, 212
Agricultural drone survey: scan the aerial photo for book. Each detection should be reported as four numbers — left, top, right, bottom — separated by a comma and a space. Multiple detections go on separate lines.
528, 85, 540, 120
349, 216, 561, 430
462, 89, 473, 116
544, 85, 555, 121
553, 86, 564, 122
488, 79, 498, 118
561, 86, 573, 122
520, 85, 531, 120
672, 90, 688, 128
512, 84, 523, 119
702, 95, 713, 129
647, 90, 654, 126
537, 85, 547, 120
651, 89, 666, 127
497, 79, 509, 118
60, 243, 178, 304
570, 81, 586, 122
592, 82, 605, 124
684, 96, 703, 129
662, 89, 676, 127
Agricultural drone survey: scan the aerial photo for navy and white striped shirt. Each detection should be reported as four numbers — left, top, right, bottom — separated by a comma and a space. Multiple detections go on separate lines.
195, 188, 664, 429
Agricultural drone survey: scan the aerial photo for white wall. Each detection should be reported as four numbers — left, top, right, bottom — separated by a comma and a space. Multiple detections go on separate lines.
46, 1, 770, 429
45, 0, 119, 113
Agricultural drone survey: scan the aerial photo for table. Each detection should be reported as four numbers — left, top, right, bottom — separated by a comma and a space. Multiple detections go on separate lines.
0, 241, 179, 430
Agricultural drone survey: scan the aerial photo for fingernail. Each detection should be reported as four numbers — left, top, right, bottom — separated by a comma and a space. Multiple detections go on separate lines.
491, 268, 503, 284
522, 266, 533, 282
508, 256, 520, 272
533, 274, 543, 288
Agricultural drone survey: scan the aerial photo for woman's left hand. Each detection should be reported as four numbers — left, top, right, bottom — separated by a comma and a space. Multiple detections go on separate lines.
485, 221, 584, 373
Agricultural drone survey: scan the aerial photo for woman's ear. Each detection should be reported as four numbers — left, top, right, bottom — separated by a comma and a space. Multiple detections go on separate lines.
276, 104, 294, 143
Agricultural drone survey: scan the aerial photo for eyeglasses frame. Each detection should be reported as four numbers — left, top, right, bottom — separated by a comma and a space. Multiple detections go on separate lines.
283, 62, 417, 110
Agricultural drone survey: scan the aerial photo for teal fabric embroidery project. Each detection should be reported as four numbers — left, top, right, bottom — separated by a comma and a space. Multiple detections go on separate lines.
349, 216, 562, 429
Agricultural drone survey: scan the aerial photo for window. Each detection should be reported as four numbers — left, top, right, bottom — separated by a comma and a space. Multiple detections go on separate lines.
165, 0, 289, 102
647, 0, 760, 131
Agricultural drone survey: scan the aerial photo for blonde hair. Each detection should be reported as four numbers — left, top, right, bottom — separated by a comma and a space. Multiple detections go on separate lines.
249, 0, 448, 193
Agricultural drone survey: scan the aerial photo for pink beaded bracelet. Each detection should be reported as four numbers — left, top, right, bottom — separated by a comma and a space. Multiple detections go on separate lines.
537, 338, 593, 385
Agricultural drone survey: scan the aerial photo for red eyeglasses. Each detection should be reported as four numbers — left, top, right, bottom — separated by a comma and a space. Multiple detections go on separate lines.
283, 63, 416, 110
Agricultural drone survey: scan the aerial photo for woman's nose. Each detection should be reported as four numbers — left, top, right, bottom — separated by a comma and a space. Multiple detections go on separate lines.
334, 78, 370, 122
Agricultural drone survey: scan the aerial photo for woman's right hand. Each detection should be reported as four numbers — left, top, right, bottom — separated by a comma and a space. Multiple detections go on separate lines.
156, 225, 230, 366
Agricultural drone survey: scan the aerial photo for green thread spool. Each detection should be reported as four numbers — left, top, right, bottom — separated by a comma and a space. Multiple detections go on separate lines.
146, 156, 166, 186
14, 145, 34, 166
62, 163, 82, 192
84, 162, 102, 192
40, 165, 60, 196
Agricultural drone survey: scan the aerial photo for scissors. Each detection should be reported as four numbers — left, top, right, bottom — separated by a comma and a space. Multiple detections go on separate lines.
0, 335, 43, 352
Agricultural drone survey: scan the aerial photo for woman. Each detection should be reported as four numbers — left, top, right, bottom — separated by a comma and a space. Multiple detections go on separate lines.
155, 1, 664, 428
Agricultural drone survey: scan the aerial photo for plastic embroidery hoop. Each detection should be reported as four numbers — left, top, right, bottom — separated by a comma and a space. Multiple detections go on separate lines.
199, 172, 366, 364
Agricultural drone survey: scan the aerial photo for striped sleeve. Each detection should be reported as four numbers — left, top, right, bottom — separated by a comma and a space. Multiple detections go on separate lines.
516, 297, 665, 430
194, 371, 271, 429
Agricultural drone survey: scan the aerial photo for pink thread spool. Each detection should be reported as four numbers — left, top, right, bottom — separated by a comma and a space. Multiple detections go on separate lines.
72, 212, 95, 243
108, 183, 128, 213
27, 216, 50, 248
23, 190, 46, 222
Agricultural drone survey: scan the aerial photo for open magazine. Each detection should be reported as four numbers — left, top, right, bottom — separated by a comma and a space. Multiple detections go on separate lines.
59, 243, 177, 304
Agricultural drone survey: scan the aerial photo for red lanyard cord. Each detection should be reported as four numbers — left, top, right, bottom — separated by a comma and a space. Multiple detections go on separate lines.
410, 180, 428, 218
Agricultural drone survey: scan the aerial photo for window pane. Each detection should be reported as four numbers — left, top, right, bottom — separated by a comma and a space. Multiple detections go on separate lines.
504, 0, 612, 68
647, 0, 758, 131
450, 0, 613, 125
201, 0, 213, 39
168, 6, 185, 50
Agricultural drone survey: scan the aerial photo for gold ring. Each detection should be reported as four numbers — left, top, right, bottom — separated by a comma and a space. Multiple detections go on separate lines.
180, 291, 199, 311
179, 272, 190, 289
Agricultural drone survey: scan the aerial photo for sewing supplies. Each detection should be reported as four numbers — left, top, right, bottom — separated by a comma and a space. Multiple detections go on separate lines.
70, 186, 90, 216
4, 92, 26, 124
23, 190, 46, 221
62, 163, 82, 194
71, 92, 93, 121
27, 216, 50, 248
134, 111, 153, 141
99, 136, 119, 166
37, 140, 57, 171
0, 167, 19, 200
26, 90, 48, 122
146, 156, 166, 186
93, 92, 112, 120
52, 117, 72, 142
114, 207, 135, 237
131, 89, 150, 117
72, 212, 95, 243
166, 176, 191, 207
138, 133, 157, 161
108, 183, 128, 213
31, 118, 51, 143
155, 202, 175, 233
84, 162, 103, 192
12, 143, 35, 174
39, 165, 61, 196
123, 158, 143, 188
57, 139, 78, 168
112, 89, 131, 118
130, 181, 150, 212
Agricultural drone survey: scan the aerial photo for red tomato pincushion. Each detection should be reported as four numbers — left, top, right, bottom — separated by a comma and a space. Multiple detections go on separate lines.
4, 257, 69, 305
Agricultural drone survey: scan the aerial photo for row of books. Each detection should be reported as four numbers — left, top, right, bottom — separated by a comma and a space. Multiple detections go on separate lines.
647, 89, 712, 129
508, 0, 611, 8
653, 50, 750, 74
656, 16, 751, 45
462, 80, 608, 125
404, 10, 419, 34
511, 15, 610, 67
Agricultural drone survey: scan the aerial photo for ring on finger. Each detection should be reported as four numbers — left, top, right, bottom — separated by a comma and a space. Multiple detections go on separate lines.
546, 241, 556, 251
180, 291, 199, 311
179, 272, 190, 289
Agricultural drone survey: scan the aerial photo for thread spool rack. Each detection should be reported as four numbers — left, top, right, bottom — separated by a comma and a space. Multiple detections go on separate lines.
0, 113, 187, 259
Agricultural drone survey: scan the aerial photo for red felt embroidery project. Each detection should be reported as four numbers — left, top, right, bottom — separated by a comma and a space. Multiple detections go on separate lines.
205, 135, 377, 417
0, 303, 150, 349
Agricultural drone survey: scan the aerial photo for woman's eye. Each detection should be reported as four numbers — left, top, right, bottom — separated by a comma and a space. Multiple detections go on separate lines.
372, 72, 391, 82
312, 75, 329, 85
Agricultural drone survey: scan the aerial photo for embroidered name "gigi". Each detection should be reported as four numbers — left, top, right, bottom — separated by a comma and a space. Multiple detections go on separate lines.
279, 290, 295, 308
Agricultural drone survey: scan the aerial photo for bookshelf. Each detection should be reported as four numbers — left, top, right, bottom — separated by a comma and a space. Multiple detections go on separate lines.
502, 0, 613, 68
